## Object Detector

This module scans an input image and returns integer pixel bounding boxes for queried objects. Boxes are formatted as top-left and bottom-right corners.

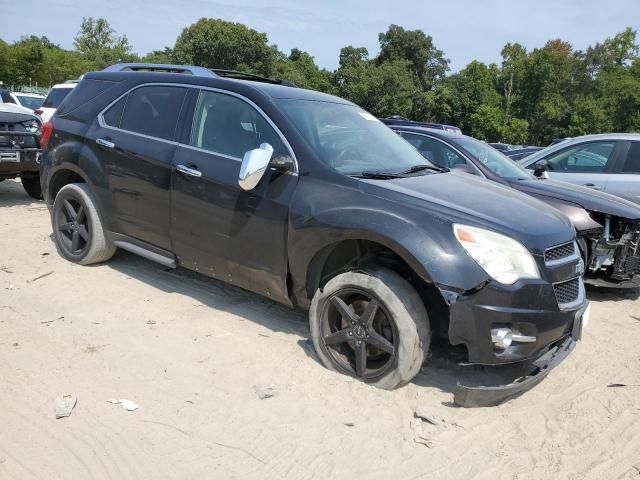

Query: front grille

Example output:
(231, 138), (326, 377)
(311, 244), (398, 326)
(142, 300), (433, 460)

(545, 241), (576, 263)
(553, 278), (580, 305)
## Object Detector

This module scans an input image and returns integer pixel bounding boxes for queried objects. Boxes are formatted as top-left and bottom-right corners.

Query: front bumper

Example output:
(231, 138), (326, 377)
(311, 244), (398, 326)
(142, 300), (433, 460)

(453, 300), (588, 407)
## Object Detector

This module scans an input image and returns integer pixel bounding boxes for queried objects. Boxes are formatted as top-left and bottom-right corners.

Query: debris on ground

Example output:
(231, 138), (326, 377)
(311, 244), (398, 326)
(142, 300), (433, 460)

(253, 384), (277, 400)
(414, 409), (441, 426)
(28, 270), (54, 283)
(608, 383), (640, 388)
(5, 284), (15, 290)
(411, 418), (433, 448)
(107, 398), (140, 411)
(41, 316), (64, 325)
(343, 422), (355, 427)
(54, 394), (77, 419)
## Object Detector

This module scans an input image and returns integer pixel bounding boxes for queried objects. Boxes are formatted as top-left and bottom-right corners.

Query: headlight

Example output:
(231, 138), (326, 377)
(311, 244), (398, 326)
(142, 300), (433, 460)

(453, 224), (540, 285)
(22, 120), (40, 133)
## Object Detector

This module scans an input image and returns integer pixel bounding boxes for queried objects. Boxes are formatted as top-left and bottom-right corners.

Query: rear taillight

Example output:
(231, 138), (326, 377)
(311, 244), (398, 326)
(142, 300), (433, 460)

(40, 121), (53, 150)
(34, 108), (44, 116)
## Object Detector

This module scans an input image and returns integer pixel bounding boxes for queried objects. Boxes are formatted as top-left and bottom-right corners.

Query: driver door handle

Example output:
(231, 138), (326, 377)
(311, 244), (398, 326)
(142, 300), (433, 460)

(583, 183), (601, 190)
(96, 138), (115, 150)
(177, 164), (202, 178)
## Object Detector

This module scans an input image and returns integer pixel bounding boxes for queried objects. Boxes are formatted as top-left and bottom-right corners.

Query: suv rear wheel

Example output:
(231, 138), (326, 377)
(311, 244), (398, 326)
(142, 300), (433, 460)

(52, 183), (116, 265)
(310, 268), (430, 390)
(21, 175), (43, 199)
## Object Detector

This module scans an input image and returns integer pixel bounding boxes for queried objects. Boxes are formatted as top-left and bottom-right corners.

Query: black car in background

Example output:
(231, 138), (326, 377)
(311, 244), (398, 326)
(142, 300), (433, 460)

(391, 126), (640, 287)
(41, 64), (589, 406)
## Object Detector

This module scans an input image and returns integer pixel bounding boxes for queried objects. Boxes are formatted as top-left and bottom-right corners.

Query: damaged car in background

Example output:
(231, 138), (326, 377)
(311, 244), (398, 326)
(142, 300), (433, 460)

(0, 97), (45, 199)
(391, 126), (640, 288)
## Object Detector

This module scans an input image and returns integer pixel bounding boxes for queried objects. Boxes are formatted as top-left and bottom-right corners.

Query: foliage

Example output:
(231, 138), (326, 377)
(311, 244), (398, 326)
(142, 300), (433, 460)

(2, 17), (640, 145)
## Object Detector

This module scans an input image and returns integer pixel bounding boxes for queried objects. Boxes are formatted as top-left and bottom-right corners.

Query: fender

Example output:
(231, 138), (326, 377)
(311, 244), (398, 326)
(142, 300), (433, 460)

(288, 198), (490, 307)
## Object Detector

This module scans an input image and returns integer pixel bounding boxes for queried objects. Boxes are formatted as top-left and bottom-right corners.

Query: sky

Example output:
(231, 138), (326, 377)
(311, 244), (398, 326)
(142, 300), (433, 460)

(2, 0), (640, 71)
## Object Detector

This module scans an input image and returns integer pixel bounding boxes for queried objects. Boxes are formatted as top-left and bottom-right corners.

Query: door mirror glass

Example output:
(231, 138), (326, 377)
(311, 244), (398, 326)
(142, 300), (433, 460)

(533, 159), (549, 178)
(238, 143), (273, 191)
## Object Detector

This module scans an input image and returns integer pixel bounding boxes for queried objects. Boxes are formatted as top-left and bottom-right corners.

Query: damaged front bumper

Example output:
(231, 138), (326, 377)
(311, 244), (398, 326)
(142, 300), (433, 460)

(441, 274), (589, 407)
(454, 300), (588, 407)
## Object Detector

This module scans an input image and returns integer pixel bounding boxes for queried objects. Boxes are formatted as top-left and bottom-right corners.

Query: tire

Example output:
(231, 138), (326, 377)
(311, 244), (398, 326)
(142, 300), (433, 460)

(21, 175), (43, 199)
(52, 183), (116, 265)
(310, 268), (431, 390)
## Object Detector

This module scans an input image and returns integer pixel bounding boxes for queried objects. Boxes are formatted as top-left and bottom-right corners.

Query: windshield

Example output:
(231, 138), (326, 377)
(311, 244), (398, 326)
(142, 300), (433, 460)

(43, 88), (73, 108)
(452, 137), (533, 180)
(276, 99), (433, 175)
(16, 95), (44, 110)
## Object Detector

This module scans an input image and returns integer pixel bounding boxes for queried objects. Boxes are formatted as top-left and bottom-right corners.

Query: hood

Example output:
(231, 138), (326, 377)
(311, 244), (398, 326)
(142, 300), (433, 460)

(360, 172), (575, 254)
(512, 178), (640, 221)
(0, 103), (39, 123)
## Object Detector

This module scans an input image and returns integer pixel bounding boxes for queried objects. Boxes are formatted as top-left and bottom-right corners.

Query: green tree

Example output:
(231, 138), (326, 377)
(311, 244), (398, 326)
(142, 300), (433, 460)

(273, 48), (333, 92)
(376, 24), (449, 90)
(173, 18), (277, 75)
(74, 17), (135, 68)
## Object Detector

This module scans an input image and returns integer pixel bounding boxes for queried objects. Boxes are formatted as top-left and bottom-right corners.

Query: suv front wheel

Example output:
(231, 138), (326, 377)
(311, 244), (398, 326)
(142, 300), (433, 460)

(52, 183), (116, 265)
(310, 268), (431, 390)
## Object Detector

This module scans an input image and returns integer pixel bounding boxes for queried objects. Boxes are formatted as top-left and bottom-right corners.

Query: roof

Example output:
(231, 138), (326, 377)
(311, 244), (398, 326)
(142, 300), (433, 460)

(84, 70), (353, 105)
(387, 124), (466, 139)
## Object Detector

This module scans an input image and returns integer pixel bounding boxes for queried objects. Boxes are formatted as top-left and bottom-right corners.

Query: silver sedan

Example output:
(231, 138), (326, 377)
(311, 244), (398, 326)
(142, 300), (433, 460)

(520, 133), (640, 205)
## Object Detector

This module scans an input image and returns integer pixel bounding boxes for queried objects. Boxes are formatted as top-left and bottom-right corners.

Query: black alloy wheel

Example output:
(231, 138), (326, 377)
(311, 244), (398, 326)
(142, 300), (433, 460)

(320, 288), (398, 381)
(55, 197), (91, 257)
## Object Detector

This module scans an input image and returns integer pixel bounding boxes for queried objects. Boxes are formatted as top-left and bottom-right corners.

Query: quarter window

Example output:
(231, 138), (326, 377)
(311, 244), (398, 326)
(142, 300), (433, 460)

(544, 142), (615, 173)
(190, 90), (286, 159)
(622, 142), (640, 173)
(102, 95), (127, 128)
(118, 86), (187, 141)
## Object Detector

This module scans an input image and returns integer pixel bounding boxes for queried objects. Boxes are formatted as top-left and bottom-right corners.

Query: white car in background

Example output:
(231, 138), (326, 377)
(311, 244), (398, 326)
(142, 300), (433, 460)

(35, 82), (77, 123)
(10, 92), (45, 112)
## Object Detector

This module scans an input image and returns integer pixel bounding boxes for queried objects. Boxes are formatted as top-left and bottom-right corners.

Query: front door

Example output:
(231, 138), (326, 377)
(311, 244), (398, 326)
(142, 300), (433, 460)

(170, 89), (298, 302)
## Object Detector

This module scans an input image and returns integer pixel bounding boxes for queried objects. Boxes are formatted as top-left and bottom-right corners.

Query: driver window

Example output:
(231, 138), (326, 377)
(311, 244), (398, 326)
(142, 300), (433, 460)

(544, 142), (615, 173)
(401, 133), (466, 168)
(191, 90), (286, 159)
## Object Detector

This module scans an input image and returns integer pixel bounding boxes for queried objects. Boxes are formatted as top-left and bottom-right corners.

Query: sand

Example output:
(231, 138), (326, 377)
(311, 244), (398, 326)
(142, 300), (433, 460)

(1, 178), (639, 480)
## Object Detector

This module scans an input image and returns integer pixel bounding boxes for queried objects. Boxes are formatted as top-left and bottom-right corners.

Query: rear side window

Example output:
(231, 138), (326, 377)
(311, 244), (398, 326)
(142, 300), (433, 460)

(43, 88), (73, 108)
(119, 86), (187, 141)
(622, 142), (640, 173)
(190, 90), (286, 158)
(400, 132), (466, 168)
(102, 95), (127, 128)
(55, 79), (117, 117)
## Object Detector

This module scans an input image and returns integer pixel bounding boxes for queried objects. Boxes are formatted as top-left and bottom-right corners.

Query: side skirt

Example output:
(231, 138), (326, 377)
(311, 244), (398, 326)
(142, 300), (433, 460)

(107, 231), (176, 268)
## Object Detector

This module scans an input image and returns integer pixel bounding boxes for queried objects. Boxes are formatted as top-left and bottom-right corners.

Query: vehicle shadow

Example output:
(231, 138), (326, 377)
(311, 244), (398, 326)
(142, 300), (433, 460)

(107, 250), (493, 404)
(105, 250), (309, 337)
(0, 179), (40, 207)
(586, 284), (640, 302)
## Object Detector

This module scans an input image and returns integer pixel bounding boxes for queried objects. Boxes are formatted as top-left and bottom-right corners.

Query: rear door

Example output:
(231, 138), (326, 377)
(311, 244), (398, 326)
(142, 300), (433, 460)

(85, 84), (189, 250)
(533, 140), (622, 191)
(604, 141), (640, 205)
(170, 89), (298, 302)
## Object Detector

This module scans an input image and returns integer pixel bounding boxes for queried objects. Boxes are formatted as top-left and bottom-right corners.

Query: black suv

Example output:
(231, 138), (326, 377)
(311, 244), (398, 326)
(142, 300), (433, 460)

(41, 64), (589, 406)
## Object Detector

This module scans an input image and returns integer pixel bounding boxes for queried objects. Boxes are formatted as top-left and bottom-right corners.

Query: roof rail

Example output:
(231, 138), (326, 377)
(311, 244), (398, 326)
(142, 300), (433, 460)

(102, 63), (218, 78)
(210, 69), (297, 87)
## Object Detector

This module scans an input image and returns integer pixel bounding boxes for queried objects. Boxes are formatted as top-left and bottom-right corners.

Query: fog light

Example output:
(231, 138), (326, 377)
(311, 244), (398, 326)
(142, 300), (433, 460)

(491, 328), (537, 350)
(491, 328), (513, 349)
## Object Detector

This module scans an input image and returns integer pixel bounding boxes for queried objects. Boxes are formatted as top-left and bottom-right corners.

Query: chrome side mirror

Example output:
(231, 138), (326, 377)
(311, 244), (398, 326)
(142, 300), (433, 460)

(238, 143), (273, 191)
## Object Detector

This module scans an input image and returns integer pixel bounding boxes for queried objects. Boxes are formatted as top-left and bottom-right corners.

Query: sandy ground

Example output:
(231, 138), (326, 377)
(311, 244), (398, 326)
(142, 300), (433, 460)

(1, 178), (639, 480)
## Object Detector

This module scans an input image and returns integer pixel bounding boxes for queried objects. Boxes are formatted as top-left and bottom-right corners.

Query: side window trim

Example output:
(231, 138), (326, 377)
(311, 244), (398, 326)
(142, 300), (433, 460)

(397, 130), (484, 177)
(97, 82), (298, 175)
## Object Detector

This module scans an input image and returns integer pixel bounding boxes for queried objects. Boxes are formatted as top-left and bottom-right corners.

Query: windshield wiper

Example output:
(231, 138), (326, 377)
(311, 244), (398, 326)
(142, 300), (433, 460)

(352, 171), (404, 179)
(398, 164), (449, 174)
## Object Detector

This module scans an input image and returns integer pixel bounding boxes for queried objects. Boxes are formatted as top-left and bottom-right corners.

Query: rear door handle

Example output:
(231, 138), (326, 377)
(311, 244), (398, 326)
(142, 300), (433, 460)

(583, 183), (601, 190)
(176, 164), (202, 178)
(96, 138), (115, 150)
